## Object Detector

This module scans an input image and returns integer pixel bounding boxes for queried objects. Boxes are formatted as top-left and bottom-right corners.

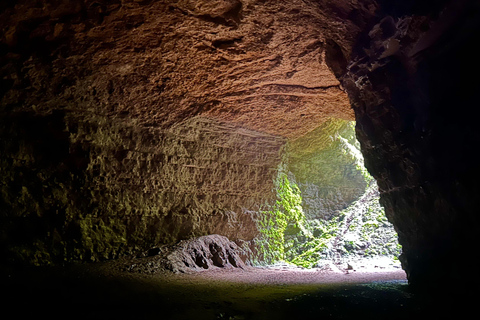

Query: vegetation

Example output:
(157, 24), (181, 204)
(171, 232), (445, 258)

(256, 173), (401, 268)
(256, 171), (338, 267)
(255, 172), (308, 263)
(255, 120), (401, 268)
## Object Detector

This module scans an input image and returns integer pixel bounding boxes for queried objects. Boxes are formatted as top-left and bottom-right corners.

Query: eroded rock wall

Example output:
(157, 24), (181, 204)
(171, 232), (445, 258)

(1, 0), (376, 265)
(288, 119), (371, 220)
(343, 0), (480, 288)
(0, 112), (285, 264)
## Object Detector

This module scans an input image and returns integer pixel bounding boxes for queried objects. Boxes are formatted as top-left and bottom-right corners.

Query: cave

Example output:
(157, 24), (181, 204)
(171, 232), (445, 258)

(2, 0), (480, 318)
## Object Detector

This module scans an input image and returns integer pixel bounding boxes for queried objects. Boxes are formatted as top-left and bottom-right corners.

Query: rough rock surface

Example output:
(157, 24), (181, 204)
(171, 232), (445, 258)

(118, 234), (248, 274)
(342, 0), (480, 289)
(276, 119), (400, 268)
(165, 234), (248, 273)
(0, 0), (369, 137)
(288, 119), (371, 220)
(0, 0), (376, 265)
(0, 113), (284, 264)
(2, 0), (479, 293)
(329, 183), (400, 260)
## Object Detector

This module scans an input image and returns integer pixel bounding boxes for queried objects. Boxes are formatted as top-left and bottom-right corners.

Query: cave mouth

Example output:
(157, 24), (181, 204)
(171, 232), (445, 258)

(253, 118), (402, 274)
(1, 118), (409, 319)
(43, 117), (404, 283)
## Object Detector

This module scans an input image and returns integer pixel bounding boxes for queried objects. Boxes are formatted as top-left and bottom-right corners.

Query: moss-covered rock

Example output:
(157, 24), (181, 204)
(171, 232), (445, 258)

(288, 119), (373, 221)
(254, 172), (310, 264)
(331, 183), (401, 259)
(255, 118), (400, 268)
(0, 114), (285, 265)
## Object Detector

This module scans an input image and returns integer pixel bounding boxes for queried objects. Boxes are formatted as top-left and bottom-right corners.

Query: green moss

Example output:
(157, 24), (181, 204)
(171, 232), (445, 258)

(255, 172), (308, 263)
(256, 119), (401, 268)
(336, 183), (402, 259)
(77, 216), (128, 261)
(256, 172), (340, 268)
(288, 214), (343, 268)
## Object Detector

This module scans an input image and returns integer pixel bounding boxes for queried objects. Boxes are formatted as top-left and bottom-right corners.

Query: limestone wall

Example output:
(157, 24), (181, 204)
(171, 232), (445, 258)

(0, 112), (285, 264)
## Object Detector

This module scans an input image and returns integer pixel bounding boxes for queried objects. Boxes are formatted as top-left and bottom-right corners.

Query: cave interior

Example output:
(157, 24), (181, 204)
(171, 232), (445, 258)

(2, 0), (480, 318)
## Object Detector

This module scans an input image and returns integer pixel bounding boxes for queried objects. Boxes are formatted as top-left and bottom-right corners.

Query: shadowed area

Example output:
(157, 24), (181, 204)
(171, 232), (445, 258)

(2, 263), (472, 320)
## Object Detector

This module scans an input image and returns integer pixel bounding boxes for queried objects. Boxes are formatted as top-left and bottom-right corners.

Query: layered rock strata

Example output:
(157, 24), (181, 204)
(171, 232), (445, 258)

(0, 113), (285, 264)
(1, 0), (372, 265)
(0, 0), (364, 137)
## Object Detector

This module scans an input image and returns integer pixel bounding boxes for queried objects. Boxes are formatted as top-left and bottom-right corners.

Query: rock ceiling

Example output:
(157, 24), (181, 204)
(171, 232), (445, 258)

(1, 0), (378, 139)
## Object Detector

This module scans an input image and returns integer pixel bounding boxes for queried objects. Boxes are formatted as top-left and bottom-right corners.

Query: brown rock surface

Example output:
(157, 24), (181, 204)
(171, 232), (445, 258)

(0, 0), (375, 136)
(0, 0), (377, 264)
(2, 0), (480, 295)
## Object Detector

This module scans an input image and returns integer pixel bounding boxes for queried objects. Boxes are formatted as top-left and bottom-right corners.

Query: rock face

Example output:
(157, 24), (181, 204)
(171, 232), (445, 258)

(121, 234), (248, 274)
(0, 112), (285, 264)
(1, 0), (374, 265)
(2, 0), (479, 291)
(250, 119), (400, 268)
(329, 183), (401, 260)
(165, 234), (248, 273)
(342, 0), (480, 289)
(283, 119), (400, 266)
(288, 119), (371, 220)
(0, 0), (362, 137)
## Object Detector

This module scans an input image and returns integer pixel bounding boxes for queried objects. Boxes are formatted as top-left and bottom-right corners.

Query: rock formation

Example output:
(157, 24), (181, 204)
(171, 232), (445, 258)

(284, 120), (400, 266)
(1, 0), (371, 265)
(342, 0), (480, 289)
(1, 0), (479, 291)
(288, 119), (371, 220)
(120, 234), (248, 274)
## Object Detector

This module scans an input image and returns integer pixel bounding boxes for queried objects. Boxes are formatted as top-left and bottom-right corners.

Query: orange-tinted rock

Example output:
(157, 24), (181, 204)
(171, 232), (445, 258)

(0, 0), (378, 264)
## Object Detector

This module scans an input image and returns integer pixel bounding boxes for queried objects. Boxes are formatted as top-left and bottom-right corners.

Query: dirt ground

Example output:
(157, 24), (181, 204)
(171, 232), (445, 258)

(183, 258), (406, 285)
(1, 258), (472, 320)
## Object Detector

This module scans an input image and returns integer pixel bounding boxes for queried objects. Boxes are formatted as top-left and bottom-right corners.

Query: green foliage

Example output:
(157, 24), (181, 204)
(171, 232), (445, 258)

(256, 120), (401, 268)
(256, 172), (401, 268)
(256, 172), (309, 263)
(256, 172), (340, 267)
(287, 212), (345, 268)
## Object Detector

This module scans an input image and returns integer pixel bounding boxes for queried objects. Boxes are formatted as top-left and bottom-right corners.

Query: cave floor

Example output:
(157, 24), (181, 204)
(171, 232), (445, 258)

(1, 261), (473, 320)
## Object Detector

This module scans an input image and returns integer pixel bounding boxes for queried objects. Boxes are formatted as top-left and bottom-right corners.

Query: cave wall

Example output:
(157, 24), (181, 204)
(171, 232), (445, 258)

(1, 0), (375, 265)
(0, 111), (285, 264)
(342, 0), (480, 288)
(288, 118), (371, 220)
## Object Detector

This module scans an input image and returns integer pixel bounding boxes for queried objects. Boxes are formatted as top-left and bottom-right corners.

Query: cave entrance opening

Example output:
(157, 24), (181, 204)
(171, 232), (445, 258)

(255, 118), (402, 273)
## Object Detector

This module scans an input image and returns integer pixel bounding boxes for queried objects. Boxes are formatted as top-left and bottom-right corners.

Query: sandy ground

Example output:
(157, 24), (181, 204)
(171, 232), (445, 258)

(3, 258), (474, 320)
(174, 258), (406, 285)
